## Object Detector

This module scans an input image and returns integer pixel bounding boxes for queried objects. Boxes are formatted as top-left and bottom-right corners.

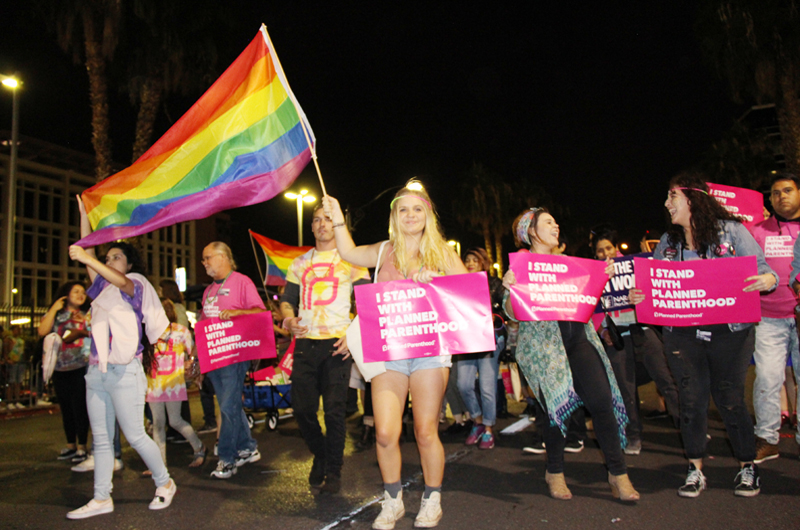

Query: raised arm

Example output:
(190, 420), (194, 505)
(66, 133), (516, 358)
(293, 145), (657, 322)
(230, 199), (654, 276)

(69, 246), (135, 297)
(38, 297), (66, 337)
(322, 195), (383, 268)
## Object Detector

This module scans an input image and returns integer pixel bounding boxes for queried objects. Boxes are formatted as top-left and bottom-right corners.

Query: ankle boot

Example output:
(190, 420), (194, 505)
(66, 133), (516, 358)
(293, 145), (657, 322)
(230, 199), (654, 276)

(608, 473), (640, 501)
(545, 471), (572, 500)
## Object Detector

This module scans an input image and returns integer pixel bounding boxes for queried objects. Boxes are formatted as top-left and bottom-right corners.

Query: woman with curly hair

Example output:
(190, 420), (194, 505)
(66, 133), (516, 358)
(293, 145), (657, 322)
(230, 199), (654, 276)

(66, 197), (175, 519)
(503, 206), (638, 502)
(323, 180), (467, 529)
(630, 171), (777, 498)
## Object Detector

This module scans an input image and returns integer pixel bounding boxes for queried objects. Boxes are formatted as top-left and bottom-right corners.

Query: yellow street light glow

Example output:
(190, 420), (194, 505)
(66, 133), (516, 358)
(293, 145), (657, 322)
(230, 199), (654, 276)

(407, 182), (423, 191)
(11, 288), (17, 294)
(1, 77), (19, 89)
(492, 263), (500, 270)
(447, 240), (457, 246)
(620, 243), (629, 250)
(10, 317), (30, 325)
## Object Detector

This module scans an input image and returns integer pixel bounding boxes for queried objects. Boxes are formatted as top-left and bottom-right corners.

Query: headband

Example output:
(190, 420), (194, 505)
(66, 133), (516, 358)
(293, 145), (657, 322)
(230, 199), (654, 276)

(390, 195), (431, 209)
(675, 187), (709, 196)
(516, 207), (543, 246)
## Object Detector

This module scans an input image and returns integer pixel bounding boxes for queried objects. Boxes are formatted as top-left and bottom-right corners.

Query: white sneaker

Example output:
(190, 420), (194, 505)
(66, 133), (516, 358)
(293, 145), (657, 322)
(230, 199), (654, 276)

(16, 402), (26, 409)
(149, 479), (177, 510)
(72, 454), (95, 472)
(66, 498), (114, 519)
(373, 490), (405, 529)
(114, 458), (124, 471)
(7, 403), (17, 410)
(235, 448), (261, 467)
(414, 492), (442, 528)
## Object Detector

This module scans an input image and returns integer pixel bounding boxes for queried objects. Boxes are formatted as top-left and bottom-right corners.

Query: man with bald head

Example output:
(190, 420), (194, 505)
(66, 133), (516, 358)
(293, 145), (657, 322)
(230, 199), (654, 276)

(198, 242), (266, 479)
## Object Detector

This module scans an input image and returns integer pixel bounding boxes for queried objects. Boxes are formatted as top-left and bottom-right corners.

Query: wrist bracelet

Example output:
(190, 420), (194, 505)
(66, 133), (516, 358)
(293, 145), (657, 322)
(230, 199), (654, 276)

(332, 222), (345, 228)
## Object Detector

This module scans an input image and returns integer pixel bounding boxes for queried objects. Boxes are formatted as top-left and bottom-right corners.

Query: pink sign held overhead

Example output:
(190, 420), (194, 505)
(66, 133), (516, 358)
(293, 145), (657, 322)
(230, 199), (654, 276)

(633, 256), (762, 327)
(508, 252), (609, 323)
(354, 273), (495, 363)
(195, 311), (277, 373)
(706, 182), (766, 231)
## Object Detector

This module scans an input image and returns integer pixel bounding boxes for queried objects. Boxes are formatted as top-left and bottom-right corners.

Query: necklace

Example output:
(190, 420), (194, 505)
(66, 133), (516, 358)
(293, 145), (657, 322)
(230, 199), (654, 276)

(309, 249), (337, 279)
(204, 272), (232, 305)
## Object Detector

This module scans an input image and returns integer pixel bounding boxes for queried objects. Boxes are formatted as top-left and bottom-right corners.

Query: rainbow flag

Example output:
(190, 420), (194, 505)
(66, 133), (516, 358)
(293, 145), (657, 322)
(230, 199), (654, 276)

(77, 26), (315, 247)
(249, 230), (311, 286)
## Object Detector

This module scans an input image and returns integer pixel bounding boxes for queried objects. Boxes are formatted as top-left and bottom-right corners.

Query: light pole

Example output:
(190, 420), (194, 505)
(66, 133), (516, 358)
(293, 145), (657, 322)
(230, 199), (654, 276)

(2, 74), (20, 308)
(284, 189), (315, 246)
(447, 240), (461, 258)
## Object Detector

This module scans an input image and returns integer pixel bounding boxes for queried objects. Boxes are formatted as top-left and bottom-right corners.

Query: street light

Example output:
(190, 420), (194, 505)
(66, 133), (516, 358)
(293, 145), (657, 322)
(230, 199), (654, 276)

(1, 73), (20, 307)
(284, 189), (315, 246)
(447, 240), (461, 257)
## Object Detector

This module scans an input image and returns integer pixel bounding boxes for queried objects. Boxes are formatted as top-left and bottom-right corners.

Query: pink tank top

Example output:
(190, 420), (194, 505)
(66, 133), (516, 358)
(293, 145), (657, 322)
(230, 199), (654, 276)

(376, 245), (405, 283)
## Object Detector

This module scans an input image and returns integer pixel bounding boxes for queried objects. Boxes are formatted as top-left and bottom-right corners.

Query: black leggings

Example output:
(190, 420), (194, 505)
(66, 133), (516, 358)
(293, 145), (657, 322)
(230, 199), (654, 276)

(541, 322), (626, 476)
(52, 367), (89, 445)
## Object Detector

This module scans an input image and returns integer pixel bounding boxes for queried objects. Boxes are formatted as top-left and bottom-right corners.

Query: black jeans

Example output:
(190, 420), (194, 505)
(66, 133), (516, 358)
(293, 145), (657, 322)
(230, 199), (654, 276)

(52, 367), (89, 445)
(541, 322), (626, 476)
(292, 338), (352, 477)
(606, 326), (680, 440)
(664, 325), (756, 462)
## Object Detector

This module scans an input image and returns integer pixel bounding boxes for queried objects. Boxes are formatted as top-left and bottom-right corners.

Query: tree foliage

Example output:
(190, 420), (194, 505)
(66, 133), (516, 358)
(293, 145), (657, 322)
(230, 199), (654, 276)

(697, 0), (800, 174)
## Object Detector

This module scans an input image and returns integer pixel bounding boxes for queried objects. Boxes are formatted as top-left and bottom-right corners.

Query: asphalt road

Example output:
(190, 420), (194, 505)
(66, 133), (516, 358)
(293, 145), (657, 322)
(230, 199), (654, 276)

(1, 371), (799, 530)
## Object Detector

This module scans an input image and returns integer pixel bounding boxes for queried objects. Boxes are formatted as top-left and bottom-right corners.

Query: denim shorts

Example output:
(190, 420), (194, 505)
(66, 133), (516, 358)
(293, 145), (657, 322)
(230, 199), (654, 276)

(385, 355), (452, 376)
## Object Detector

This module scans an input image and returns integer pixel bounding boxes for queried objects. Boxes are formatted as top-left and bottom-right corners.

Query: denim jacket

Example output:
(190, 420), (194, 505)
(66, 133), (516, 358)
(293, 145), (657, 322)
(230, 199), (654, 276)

(653, 220), (777, 332)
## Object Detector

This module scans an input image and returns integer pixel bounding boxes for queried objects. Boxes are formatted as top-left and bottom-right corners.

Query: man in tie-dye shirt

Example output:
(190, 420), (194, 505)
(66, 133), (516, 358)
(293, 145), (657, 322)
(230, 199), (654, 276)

(281, 204), (369, 493)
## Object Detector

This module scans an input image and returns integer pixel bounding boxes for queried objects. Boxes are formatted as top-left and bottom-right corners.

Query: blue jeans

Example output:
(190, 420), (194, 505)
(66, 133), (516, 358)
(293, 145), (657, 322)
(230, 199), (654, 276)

(456, 336), (503, 426)
(754, 316), (800, 445)
(85, 360), (170, 500)
(207, 361), (257, 464)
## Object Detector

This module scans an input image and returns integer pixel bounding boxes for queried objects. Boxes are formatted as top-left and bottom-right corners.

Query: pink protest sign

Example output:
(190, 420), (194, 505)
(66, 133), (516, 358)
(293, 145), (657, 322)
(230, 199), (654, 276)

(508, 252), (609, 323)
(195, 311), (277, 373)
(354, 272), (495, 362)
(707, 182), (765, 231)
(633, 256), (762, 326)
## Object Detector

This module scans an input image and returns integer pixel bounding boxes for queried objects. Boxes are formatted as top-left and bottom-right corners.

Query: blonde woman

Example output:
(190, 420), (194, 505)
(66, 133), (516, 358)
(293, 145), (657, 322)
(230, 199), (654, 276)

(323, 181), (467, 529)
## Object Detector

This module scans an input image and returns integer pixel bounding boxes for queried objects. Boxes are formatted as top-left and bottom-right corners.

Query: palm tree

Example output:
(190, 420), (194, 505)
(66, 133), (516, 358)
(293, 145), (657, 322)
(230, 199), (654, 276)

(697, 0), (800, 174)
(122, 0), (224, 161)
(455, 163), (498, 266)
(38, 0), (122, 181)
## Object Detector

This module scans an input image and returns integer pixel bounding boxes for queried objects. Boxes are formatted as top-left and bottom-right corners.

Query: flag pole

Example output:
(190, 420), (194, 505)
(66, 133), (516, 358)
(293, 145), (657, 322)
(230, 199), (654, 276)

(249, 230), (268, 291)
(261, 24), (327, 198)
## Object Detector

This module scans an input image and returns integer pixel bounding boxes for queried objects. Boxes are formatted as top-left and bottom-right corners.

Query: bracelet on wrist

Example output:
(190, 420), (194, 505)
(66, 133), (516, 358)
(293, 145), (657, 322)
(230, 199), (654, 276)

(332, 222), (345, 228)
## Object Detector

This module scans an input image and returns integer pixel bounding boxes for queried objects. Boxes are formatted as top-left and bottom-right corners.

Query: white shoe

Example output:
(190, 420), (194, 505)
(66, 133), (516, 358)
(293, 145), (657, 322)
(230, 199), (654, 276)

(16, 402), (26, 409)
(66, 498), (114, 519)
(7, 403), (17, 410)
(114, 458), (124, 471)
(72, 454), (95, 472)
(414, 492), (442, 528)
(373, 490), (405, 529)
(149, 479), (177, 510)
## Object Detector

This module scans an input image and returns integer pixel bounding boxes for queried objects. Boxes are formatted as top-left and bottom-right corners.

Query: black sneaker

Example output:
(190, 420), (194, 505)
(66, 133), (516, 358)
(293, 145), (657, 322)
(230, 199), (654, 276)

(678, 464), (707, 498)
(522, 440), (546, 454)
(564, 440), (584, 453)
(734, 463), (760, 497)
(57, 448), (78, 461)
(197, 423), (217, 435)
(319, 474), (341, 494)
(309, 457), (325, 487)
(644, 410), (670, 420)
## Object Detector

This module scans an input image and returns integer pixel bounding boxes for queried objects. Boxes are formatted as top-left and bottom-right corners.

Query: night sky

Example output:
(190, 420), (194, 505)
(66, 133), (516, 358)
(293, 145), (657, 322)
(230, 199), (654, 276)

(2, 2), (744, 280)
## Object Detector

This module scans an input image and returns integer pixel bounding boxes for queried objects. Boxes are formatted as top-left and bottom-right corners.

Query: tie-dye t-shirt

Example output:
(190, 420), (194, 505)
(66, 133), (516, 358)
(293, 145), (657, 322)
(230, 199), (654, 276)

(145, 322), (194, 403)
(285, 249), (370, 339)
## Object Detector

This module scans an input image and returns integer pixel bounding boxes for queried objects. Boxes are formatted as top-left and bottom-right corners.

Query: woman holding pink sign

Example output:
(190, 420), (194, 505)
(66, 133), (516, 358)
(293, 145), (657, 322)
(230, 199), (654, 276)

(630, 172), (777, 499)
(502, 207), (638, 502)
(323, 180), (467, 529)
